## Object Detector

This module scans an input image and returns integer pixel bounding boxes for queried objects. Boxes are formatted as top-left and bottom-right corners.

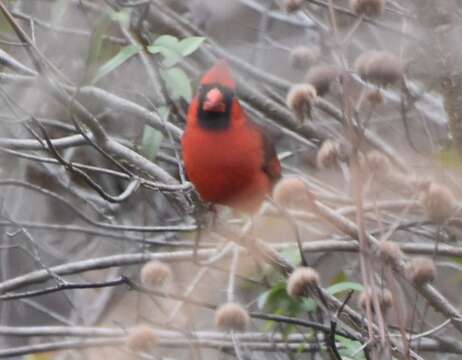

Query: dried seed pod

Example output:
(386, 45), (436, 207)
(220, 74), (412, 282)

(350, 0), (386, 17)
(299, 146), (319, 168)
(406, 257), (436, 286)
(380, 289), (394, 311)
(366, 89), (384, 105)
(286, 83), (317, 122)
(365, 151), (391, 174)
(287, 267), (320, 298)
(273, 177), (307, 207)
(358, 290), (371, 311)
(407, 176), (431, 192)
(378, 240), (403, 264)
(290, 46), (321, 69)
(358, 288), (393, 313)
(304, 65), (339, 96)
(367, 52), (403, 86)
(316, 140), (340, 169)
(215, 303), (250, 332)
(355, 51), (403, 87)
(354, 51), (380, 79)
(140, 261), (172, 289)
(283, 0), (304, 13)
(381, 171), (429, 196)
(126, 325), (158, 353)
(422, 182), (457, 223)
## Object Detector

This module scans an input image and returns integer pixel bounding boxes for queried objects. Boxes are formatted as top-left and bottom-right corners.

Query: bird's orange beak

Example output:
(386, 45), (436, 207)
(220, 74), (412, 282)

(203, 88), (226, 112)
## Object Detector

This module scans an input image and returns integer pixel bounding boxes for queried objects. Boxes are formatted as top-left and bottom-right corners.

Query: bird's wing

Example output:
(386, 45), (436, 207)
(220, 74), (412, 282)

(249, 121), (281, 185)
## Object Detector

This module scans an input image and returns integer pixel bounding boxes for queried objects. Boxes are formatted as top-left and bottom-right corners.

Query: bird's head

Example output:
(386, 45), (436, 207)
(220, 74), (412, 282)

(197, 61), (236, 130)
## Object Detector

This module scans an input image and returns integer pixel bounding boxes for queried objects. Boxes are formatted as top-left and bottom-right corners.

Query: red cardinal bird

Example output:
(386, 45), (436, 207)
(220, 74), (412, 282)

(182, 62), (281, 213)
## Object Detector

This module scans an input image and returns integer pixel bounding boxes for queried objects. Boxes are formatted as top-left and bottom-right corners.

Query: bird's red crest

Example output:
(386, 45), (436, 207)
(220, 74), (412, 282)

(201, 61), (236, 90)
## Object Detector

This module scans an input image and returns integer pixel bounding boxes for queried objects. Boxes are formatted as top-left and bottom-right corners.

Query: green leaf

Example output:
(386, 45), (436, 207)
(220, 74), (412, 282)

(257, 282), (286, 310)
(141, 126), (163, 161)
(176, 36), (205, 56)
(258, 281), (320, 336)
(258, 278), (362, 324)
(433, 145), (462, 169)
(331, 271), (348, 285)
(301, 297), (317, 312)
(259, 281), (318, 315)
(327, 281), (364, 295)
(161, 67), (192, 101)
(84, 12), (112, 84)
(25, 354), (54, 360)
(140, 107), (167, 161)
(257, 290), (271, 310)
(263, 307), (285, 332)
(153, 34), (179, 48)
(298, 282), (363, 313)
(282, 324), (296, 338)
(281, 246), (302, 267)
(110, 8), (131, 28)
(328, 272), (363, 297)
(147, 35), (180, 65)
(92, 44), (141, 84)
(147, 35), (204, 67)
(337, 335), (367, 360)
(147, 45), (182, 67)
(51, 0), (68, 25)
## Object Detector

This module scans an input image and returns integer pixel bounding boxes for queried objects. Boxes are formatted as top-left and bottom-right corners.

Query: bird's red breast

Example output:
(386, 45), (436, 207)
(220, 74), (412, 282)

(181, 62), (281, 213)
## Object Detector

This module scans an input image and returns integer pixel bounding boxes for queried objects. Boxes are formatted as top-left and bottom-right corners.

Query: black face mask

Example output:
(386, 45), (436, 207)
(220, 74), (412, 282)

(197, 83), (234, 131)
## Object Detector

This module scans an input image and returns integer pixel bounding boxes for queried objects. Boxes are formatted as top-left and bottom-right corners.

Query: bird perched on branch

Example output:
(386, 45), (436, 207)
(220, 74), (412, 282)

(182, 62), (281, 213)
